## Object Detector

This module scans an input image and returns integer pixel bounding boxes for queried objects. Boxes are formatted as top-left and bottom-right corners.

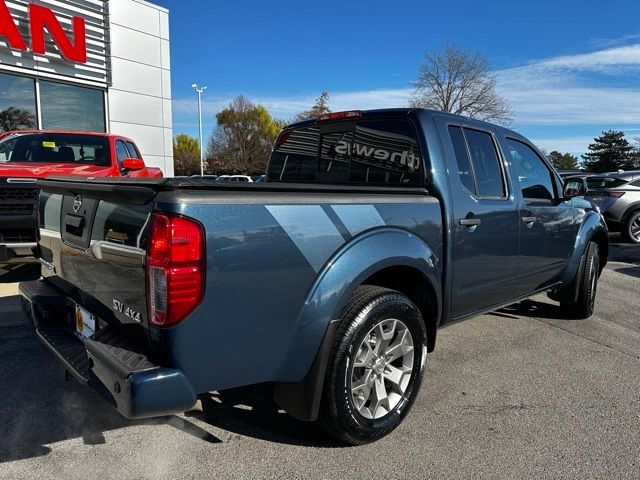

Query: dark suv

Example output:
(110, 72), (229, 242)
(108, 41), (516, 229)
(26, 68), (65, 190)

(586, 171), (640, 243)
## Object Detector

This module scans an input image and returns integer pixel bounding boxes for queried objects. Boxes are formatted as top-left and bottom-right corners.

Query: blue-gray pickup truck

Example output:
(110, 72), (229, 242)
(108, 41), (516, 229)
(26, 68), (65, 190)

(20, 109), (608, 445)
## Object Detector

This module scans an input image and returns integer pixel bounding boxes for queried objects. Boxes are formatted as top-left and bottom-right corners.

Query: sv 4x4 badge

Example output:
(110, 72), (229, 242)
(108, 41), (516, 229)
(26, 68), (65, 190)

(112, 299), (141, 323)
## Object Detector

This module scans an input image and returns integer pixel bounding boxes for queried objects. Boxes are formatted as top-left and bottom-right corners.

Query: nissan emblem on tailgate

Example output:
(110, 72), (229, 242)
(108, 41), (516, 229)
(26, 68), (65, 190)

(73, 195), (82, 213)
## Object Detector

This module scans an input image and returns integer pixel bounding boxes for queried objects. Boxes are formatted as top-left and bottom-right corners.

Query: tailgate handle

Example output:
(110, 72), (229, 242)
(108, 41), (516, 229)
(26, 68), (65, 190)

(65, 214), (85, 229)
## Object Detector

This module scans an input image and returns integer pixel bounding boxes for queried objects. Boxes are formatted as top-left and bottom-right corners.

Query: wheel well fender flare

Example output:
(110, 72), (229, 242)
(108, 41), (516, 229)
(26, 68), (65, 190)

(272, 228), (441, 421)
(560, 210), (609, 301)
(621, 201), (640, 224)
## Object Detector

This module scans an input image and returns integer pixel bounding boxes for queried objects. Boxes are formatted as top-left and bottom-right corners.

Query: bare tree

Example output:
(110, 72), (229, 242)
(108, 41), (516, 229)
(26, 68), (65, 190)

(410, 45), (513, 126)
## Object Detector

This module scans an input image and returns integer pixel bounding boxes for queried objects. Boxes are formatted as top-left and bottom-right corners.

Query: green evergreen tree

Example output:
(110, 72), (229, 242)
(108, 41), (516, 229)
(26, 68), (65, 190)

(581, 130), (633, 172)
(548, 151), (579, 170)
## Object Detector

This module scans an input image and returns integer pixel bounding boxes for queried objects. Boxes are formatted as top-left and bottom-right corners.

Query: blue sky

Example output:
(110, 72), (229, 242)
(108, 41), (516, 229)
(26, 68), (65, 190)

(155, 0), (640, 156)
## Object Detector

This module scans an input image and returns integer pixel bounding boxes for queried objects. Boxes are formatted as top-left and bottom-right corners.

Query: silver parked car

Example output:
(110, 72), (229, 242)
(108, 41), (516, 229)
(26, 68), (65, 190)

(586, 171), (640, 243)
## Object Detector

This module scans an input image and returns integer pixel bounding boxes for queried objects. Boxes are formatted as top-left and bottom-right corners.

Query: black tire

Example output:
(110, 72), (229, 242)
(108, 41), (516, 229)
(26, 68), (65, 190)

(561, 241), (600, 319)
(317, 285), (427, 445)
(625, 211), (640, 244)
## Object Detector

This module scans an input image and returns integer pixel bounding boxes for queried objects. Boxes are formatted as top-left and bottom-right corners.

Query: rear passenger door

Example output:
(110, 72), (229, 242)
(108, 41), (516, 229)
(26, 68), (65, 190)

(436, 118), (519, 318)
(503, 138), (573, 293)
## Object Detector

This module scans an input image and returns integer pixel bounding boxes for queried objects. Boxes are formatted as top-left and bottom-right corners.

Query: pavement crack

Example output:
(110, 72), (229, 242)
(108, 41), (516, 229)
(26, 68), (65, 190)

(461, 403), (552, 414)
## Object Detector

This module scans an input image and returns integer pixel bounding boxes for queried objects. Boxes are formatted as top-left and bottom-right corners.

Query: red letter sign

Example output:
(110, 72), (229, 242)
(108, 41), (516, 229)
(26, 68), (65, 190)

(0, 0), (26, 50)
(29, 3), (86, 63)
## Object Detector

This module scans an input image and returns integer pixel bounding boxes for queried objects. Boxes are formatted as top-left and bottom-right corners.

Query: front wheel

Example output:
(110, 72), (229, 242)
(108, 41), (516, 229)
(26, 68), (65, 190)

(317, 286), (427, 445)
(561, 241), (600, 319)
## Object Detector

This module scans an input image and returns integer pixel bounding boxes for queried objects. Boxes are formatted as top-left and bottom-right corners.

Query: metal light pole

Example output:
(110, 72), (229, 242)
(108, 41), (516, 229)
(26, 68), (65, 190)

(191, 83), (207, 176)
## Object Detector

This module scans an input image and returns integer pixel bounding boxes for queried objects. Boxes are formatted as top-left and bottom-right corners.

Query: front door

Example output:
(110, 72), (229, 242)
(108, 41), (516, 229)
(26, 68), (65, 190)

(502, 138), (574, 294)
(436, 118), (519, 318)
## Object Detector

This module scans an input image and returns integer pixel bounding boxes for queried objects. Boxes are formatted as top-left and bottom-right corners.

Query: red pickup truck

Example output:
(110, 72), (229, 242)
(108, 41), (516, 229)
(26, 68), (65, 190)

(0, 130), (162, 263)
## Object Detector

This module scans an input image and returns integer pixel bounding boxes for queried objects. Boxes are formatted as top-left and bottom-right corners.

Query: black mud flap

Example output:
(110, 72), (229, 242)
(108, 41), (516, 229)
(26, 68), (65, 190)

(0, 245), (8, 262)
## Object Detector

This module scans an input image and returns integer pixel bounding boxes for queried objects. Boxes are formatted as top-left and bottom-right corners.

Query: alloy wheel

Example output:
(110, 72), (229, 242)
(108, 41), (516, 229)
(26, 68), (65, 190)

(350, 318), (415, 420)
(631, 217), (640, 242)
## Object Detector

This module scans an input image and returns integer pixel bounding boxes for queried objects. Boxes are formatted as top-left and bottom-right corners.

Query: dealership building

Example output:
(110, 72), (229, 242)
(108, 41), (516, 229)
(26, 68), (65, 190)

(0, 0), (174, 175)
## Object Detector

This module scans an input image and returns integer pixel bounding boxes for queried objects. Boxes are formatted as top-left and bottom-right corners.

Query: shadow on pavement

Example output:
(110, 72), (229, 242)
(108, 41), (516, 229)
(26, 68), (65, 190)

(608, 241), (639, 264)
(0, 314), (225, 463)
(492, 298), (567, 320)
(611, 266), (640, 279)
(0, 317), (335, 463)
(186, 388), (337, 448)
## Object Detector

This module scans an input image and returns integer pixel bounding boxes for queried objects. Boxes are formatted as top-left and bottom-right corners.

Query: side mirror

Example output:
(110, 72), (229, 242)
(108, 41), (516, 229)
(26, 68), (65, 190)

(122, 158), (145, 171)
(563, 177), (587, 199)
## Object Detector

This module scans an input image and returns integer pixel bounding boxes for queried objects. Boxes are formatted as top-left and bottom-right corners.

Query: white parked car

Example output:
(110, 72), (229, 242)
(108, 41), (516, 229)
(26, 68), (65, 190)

(216, 175), (253, 182)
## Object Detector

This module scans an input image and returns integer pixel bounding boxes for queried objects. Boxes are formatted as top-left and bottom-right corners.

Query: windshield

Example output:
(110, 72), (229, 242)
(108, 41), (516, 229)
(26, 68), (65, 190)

(0, 133), (110, 166)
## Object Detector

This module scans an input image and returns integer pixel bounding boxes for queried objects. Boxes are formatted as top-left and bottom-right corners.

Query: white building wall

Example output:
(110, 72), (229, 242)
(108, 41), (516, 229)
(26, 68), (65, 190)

(108, 0), (173, 176)
(0, 0), (173, 175)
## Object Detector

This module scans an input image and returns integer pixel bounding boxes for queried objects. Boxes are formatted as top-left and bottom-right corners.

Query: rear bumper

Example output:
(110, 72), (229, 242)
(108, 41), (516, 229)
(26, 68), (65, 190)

(19, 279), (197, 419)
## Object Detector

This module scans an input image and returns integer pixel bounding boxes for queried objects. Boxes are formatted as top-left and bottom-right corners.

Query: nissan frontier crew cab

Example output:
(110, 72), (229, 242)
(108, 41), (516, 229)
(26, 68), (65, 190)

(20, 109), (608, 445)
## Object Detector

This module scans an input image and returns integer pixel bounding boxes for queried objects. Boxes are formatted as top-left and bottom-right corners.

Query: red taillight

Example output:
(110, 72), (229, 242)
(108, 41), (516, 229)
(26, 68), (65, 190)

(317, 110), (362, 122)
(607, 191), (625, 198)
(146, 213), (205, 327)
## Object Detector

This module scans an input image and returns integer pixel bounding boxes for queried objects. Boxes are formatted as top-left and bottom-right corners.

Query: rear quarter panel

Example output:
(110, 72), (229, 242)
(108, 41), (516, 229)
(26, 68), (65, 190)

(152, 190), (442, 392)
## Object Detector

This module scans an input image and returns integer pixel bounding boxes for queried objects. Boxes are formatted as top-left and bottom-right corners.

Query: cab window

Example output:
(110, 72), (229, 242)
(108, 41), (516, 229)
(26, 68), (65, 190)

(506, 139), (555, 201)
(269, 119), (422, 185)
(125, 141), (141, 159)
(447, 126), (506, 198)
(115, 141), (129, 163)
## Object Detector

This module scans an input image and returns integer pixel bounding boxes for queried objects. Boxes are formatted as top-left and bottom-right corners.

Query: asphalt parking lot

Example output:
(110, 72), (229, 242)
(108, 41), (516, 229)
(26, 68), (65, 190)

(1, 244), (638, 480)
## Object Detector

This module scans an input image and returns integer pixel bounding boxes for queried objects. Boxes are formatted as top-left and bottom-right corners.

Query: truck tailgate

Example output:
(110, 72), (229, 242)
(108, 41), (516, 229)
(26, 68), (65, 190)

(37, 179), (156, 332)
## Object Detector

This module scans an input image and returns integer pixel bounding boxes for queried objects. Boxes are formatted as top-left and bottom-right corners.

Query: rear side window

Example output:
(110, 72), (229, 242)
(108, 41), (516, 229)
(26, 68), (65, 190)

(464, 129), (505, 197)
(447, 126), (506, 198)
(268, 120), (422, 185)
(448, 126), (474, 193)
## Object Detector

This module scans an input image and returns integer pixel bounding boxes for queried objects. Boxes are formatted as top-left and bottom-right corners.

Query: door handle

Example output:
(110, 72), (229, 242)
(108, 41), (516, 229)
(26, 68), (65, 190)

(459, 218), (481, 227)
(521, 216), (538, 224)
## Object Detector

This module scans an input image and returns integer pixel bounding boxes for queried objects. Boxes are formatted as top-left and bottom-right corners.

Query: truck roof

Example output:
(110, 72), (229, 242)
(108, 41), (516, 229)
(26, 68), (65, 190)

(285, 107), (520, 137)
(0, 129), (135, 142)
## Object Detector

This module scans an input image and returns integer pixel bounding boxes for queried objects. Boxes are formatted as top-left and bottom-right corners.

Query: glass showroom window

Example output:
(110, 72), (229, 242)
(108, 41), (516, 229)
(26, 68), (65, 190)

(0, 72), (37, 133)
(40, 80), (105, 132)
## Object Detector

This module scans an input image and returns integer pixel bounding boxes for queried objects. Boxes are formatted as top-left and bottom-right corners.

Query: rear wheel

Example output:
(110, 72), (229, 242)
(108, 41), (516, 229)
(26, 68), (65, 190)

(317, 286), (427, 445)
(561, 241), (600, 319)
(625, 211), (640, 244)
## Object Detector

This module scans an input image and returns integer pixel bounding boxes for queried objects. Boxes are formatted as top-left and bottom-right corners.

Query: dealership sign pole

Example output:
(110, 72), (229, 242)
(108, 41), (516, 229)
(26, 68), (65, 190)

(191, 83), (207, 176)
